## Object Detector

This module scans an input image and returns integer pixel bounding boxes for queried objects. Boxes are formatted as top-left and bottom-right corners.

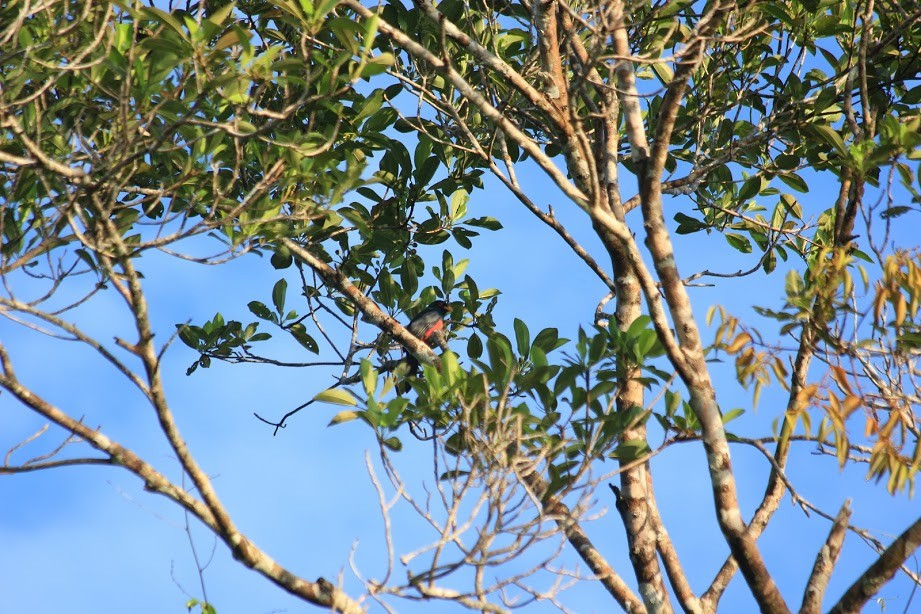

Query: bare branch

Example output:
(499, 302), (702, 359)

(0, 344), (365, 613)
(827, 514), (921, 614)
(517, 469), (646, 613)
(801, 500), (852, 614)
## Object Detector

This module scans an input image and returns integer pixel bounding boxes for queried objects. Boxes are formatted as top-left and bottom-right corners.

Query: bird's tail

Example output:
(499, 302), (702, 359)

(394, 353), (420, 395)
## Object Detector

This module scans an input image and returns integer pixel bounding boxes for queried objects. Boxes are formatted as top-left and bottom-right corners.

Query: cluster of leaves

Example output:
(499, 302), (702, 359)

(0, 0), (389, 292)
(322, 311), (723, 497)
(177, 278), (321, 374)
(178, 312), (271, 375)
(166, 0), (921, 500)
(713, 245), (921, 493)
(707, 306), (790, 410)
(668, 2), (921, 272)
(300, 134), (504, 320)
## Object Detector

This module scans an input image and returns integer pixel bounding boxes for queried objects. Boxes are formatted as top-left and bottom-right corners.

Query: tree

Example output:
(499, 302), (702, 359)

(2, 0), (921, 612)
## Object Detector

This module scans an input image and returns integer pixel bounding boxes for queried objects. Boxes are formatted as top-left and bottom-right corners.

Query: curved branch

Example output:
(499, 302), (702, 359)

(94, 213), (366, 611)
(0, 343), (365, 613)
(0, 297), (150, 395)
(1, 458), (112, 473)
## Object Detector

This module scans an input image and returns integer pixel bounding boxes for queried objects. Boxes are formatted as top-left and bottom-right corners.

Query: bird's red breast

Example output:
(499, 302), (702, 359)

(419, 318), (444, 341)
(406, 300), (451, 344)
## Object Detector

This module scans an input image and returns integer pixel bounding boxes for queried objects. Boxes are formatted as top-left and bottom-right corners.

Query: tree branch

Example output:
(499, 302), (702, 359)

(644, 471), (701, 614)
(827, 514), (921, 614)
(611, 1), (790, 610)
(410, 0), (564, 126)
(518, 469), (646, 613)
(801, 499), (852, 614)
(91, 215), (366, 612)
(342, 0), (590, 208)
(279, 238), (441, 367)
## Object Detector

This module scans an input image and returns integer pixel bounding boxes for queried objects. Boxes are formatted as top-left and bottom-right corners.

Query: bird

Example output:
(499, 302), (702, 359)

(395, 300), (452, 394)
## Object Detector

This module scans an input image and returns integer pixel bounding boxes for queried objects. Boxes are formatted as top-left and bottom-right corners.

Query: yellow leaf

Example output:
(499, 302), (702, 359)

(772, 357), (789, 389)
(873, 285), (888, 324)
(865, 416), (878, 437)
(830, 365), (853, 395)
(836, 432), (848, 468)
(706, 304), (719, 326)
(895, 293), (907, 326)
(314, 388), (357, 406)
(726, 331), (752, 354)
(328, 410), (360, 426)
(842, 395), (861, 418)
(828, 391), (840, 416)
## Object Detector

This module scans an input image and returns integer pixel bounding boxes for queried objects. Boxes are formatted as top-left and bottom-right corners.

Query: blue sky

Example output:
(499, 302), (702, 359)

(2, 149), (920, 614)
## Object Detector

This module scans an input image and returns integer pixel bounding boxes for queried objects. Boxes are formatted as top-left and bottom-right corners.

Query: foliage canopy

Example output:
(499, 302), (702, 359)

(2, 0), (921, 612)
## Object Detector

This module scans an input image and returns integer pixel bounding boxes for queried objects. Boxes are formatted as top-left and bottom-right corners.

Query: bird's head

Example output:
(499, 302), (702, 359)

(430, 300), (452, 314)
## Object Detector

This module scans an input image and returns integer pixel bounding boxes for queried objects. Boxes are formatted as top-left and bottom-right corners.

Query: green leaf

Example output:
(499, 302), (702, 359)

(248, 301), (274, 321)
(785, 269), (804, 297)
(778, 172), (809, 193)
(513, 318), (530, 356)
(439, 469), (471, 480)
(467, 334), (483, 359)
(272, 278), (287, 314)
(674, 212), (707, 234)
(382, 436), (403, 451)
(738, 175), (763, 201)
(486, 334), (514, 383)
(808, 124), (847, 156)
(725, 232), (752, 253)
(310, 0), (340, 21)
(626, 315), (652, 339)
(314, 388), (357, 406)
(451, 190), (469, 220)
(360, 359), (376, 396)
(651, 61), (674, 84)
(635, 329), (660, 359)
(440, 351), (462, 387)
(614, 439), (652, 461)
(763, 251), (777, 274)
(289, 323), (319, 353)
(177, 324), (200, 348)
(271, 248), (293, 269)
(415, 155), (440, 187)
(533, 328), (567, 353)
(140, 7), (188, 40)
(665, 389), (680, 416)
(401, 257), (418, 296)
(207, 1), (236, 26)
(464, 216), (502, 230)
(880, 206), (912, 219)
(774, 153), (800, 170)
(359, 53), (394, 78)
